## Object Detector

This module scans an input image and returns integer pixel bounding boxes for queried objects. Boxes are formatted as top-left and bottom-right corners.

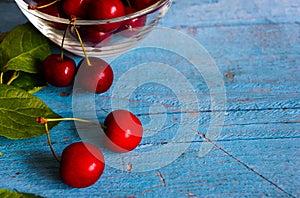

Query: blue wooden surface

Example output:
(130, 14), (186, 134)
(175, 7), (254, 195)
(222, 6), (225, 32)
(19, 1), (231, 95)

(0, 0), (300, 197)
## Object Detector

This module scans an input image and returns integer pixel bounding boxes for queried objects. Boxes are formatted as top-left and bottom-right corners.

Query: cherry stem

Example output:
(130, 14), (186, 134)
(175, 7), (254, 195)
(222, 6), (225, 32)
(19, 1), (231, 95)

(37, 116), (106, 162)
(125, 24), (133, 31)
(0, 72), (3, 84)
(126, 0), (132, 7)
(71, 16), (92, 66)
(37, 117), (105, 128)
(6, 71), (19, 85)
(60, 21), (73, 60)
(46, 117), (97, 124)
(44, 122), (60, 162)
(28, 0), (60, 10)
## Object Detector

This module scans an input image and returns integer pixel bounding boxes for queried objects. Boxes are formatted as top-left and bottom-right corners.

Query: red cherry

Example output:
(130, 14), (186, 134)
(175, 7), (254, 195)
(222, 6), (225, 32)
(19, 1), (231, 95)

(104, 109), (143, 153)
(42, 54), (76, 87)
(37, 0), (65, 17)
(37, 0), (68, 29)
(88, 0), (125, 32)
(133, 0), (159, 10)
(62, 0), (92, 18)
(118, 7), (147, 37)
(60, 142), (105, 188)
(79, 27), (112, 46)
(76, 57), (114, 94)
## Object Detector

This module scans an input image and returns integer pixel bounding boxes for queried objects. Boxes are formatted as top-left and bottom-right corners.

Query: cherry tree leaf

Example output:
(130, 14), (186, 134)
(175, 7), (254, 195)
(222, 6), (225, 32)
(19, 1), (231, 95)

(0, 188), (43, 198)
(0, 84), (61, 139)
(9, 72), (47, 94)
(0, 23), (51, 74)
(0, 32), (8, 44)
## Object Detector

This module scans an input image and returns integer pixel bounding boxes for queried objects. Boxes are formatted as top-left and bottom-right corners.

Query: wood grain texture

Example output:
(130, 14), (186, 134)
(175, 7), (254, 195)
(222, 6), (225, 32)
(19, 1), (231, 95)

(0, 0), (299, 197)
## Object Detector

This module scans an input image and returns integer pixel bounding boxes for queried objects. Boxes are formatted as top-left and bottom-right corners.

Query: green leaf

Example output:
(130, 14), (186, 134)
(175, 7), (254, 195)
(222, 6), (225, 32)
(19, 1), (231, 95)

(0, 32), (8, 44)
(0, 23), (51, 74)
(0, 188), (43, 198)
(9, 72), (47, 93)
(0, 84), (61, 139)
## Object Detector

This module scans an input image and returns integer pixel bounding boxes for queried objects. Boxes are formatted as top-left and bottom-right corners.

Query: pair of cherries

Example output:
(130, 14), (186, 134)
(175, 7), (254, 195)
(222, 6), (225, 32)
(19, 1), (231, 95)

(60, 109), (143, 188)
(43, 55), (113, 94)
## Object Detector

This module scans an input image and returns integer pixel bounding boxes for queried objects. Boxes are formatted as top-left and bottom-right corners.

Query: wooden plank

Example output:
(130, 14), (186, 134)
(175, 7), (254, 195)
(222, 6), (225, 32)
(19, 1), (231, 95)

(0, 135), (298, 197)
(162, 0), (300, 27)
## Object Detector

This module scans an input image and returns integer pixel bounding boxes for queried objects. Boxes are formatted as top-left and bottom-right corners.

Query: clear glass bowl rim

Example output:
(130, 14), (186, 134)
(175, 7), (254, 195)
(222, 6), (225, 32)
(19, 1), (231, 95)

(15, 0), (171, 25)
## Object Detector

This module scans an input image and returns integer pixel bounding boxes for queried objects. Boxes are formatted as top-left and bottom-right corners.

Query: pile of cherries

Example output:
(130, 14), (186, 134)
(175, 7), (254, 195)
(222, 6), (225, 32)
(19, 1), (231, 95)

(59, 108), (143, 188)
(29, 0), (160, 189)
(28, 0), (160, 45)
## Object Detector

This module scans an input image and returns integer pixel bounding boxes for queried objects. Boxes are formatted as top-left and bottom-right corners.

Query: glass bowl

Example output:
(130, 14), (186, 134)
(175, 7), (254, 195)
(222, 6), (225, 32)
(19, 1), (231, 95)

(14, 0), (172, 58)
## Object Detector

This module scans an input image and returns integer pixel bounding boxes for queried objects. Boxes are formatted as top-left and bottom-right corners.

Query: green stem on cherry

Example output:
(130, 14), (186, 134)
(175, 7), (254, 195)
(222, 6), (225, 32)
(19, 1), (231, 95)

(0, 72), (3, 84)
(71, 16), (92, 66)
(6, 71), (19, 85)
(36, 117), (106, 128)
(60, 21), (73, 60)
(36, 116), (106, 161)
(126, 0), (132, 8)
(28, 0), (60, 10)
(38, 117), (101, 125)
(44, 122), (60, 162)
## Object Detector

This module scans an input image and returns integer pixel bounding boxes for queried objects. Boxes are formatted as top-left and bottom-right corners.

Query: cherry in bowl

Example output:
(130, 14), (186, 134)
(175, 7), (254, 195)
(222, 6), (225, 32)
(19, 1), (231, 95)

(118, 7), (147, 37)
